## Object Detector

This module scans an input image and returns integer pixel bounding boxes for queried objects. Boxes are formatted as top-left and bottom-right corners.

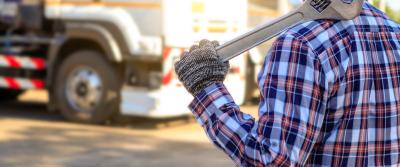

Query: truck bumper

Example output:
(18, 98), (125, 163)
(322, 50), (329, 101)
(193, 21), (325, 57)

(119, 85), (193, 118)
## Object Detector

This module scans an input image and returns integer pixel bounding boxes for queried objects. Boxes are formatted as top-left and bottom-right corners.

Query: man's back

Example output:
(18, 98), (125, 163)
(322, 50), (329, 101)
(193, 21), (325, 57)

(284, 2), (400, 166)
(176, 1), (400, 166)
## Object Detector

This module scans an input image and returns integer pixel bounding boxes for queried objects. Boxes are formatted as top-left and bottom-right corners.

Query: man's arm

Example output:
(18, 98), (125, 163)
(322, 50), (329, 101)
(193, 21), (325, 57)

(188, 33), (328, 166)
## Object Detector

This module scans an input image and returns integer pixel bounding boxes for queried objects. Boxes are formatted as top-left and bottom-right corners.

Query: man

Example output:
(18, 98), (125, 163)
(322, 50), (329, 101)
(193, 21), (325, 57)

(175, 1), (400, 166)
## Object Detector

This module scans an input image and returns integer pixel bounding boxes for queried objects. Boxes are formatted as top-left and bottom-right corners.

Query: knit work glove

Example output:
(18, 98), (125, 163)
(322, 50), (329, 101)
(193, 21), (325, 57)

(174, 39), (230, 95)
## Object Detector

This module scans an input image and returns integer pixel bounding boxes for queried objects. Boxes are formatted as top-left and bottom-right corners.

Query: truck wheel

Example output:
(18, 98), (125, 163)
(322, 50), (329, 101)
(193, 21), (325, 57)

(55, 50), (121, 124)
(0, 89), (23, 101)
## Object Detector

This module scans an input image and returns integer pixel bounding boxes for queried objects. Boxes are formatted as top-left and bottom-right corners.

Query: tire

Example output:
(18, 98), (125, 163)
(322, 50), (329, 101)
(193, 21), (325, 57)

(0, 89), (23, 102)
(54, 50), (121, 124)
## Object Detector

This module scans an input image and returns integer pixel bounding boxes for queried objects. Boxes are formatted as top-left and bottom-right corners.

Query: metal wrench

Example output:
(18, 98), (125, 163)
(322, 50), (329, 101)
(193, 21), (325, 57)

(217, 0), (365, 62)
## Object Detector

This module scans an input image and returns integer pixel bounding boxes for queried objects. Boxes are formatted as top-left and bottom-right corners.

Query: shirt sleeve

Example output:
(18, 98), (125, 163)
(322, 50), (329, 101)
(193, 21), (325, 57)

(189, 32), (328, 166)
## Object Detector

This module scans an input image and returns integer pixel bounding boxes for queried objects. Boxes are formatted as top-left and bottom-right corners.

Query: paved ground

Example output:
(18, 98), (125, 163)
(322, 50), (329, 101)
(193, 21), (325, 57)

(0, 91), (258, 167)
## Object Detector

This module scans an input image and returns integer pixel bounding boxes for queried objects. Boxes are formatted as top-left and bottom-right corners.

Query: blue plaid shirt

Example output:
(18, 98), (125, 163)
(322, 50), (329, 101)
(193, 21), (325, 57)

(189, 2), (400, 166)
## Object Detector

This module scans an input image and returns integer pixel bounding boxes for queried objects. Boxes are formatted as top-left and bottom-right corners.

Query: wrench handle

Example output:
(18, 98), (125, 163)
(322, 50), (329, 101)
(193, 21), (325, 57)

(217, 11), (304, 62)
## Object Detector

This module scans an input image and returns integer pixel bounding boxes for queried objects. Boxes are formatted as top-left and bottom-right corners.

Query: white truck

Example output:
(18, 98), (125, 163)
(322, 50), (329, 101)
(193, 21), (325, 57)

(0, 0), (252, 123)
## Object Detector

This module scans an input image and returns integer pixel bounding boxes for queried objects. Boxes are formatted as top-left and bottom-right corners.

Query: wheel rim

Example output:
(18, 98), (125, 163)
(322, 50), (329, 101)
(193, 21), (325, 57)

(65, 66), (103, 113)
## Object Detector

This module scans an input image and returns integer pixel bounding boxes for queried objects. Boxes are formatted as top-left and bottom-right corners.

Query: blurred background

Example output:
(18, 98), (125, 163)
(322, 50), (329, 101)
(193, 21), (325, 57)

(0, 0), (398, 166)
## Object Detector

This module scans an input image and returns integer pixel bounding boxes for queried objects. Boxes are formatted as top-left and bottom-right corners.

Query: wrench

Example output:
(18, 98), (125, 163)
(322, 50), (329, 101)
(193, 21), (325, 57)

(217, 0), (365, 62)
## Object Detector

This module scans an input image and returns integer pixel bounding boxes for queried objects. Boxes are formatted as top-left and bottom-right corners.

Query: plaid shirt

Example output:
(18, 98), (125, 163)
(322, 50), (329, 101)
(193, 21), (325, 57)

(189, 2), (400, 167)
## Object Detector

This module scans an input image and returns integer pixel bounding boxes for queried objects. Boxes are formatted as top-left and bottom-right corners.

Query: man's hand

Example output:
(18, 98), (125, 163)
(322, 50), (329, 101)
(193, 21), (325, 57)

(174, 39), (230, 95)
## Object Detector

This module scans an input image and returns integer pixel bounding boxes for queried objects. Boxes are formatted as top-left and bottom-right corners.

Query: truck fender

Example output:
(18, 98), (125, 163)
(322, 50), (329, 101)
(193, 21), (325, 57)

(46, 7), (143, 56)
(46, 23), (123, 87)
(66, 22), (123, 62)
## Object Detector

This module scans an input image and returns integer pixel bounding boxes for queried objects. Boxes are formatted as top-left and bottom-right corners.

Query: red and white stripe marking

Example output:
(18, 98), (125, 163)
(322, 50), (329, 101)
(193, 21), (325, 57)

(0, 77), (45, 90)
(0, 55), (46, 70)
(162, 47), (184, 86)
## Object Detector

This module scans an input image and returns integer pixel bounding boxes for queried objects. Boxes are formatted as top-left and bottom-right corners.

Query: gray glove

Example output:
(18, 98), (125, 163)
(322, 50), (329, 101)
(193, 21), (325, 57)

(175, 39), (230, 95)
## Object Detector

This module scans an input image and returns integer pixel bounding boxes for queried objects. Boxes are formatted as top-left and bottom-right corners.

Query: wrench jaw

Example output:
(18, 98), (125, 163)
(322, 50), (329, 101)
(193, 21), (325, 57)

(304, 0), (365, 20)
(332, 0), (365, 20)
(309, 0), (332, 13)
(216, 0), (365, 62)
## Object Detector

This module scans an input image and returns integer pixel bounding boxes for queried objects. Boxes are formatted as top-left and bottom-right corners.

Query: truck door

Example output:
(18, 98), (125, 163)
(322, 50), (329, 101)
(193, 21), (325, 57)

(162, 0), (251, 105)
(163, 0), (248, 48)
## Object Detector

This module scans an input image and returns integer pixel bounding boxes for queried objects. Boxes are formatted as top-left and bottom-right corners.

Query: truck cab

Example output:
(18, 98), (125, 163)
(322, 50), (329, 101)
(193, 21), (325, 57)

(0, 0), (251, 124)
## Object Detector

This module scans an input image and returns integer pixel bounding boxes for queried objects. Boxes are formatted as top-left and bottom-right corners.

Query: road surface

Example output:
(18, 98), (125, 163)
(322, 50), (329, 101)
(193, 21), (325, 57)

(0, 90), (259, 167)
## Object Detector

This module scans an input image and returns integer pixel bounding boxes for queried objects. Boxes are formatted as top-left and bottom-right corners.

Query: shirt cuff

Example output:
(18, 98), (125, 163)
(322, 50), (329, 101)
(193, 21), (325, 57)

(189, 82), (236, 126)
